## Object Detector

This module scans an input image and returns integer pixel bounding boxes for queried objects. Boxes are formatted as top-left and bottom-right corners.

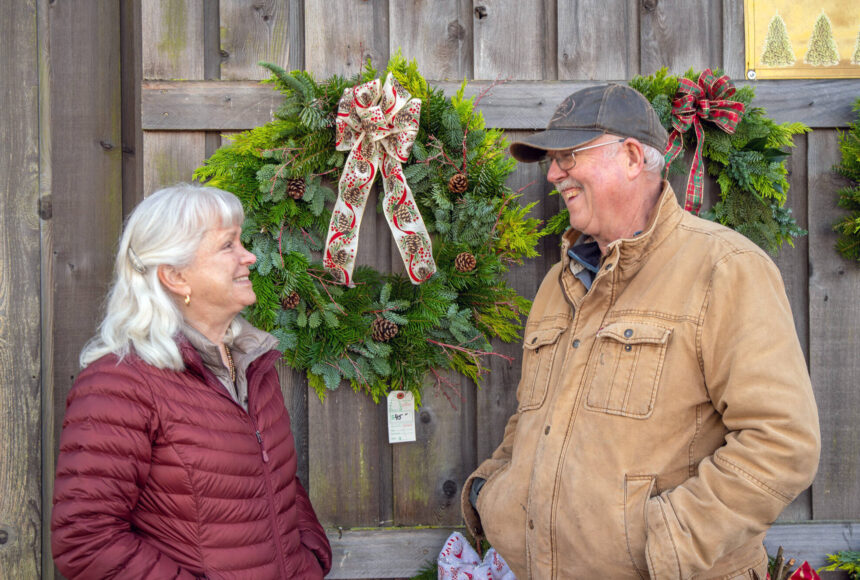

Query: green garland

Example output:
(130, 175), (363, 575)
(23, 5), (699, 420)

(833, 98), (860, 262)
(544, 68), (810, 255)
(194, 55), (545, 402)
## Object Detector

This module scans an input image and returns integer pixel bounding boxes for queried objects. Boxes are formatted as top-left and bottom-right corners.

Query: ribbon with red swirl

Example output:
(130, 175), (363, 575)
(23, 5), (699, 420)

(323, 73), (436, 286)
(663, 69), (745, 215)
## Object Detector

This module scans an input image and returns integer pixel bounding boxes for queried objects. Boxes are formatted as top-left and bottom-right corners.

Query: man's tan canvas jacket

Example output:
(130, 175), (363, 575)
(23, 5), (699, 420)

(461, 183), (820, 579)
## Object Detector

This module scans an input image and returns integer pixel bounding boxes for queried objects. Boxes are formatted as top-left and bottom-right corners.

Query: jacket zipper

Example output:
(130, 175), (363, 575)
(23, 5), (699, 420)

(245, 352), (292, 579)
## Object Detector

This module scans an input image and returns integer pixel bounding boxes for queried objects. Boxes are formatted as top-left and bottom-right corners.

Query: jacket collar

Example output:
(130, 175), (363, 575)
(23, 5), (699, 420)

(560, 181), (682, 277)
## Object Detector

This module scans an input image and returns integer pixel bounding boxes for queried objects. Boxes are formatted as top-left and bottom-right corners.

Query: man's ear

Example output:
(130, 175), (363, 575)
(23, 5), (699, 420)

(157, 264), (189, 298)
(622, 139), (646, 179)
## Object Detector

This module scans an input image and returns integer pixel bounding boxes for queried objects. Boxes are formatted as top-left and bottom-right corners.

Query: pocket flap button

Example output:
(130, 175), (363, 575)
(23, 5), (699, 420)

(624, 328), (634, 338)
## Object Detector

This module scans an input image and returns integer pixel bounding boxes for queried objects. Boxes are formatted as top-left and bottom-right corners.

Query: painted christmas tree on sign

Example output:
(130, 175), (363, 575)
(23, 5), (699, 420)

(761, 12), (796, 66)
(804, 12), (841, 66)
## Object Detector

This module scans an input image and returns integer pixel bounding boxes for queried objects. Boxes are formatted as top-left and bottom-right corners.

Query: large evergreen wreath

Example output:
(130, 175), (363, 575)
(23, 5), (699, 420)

(195, 55), (544, 402)
(544, 68), (809, 255)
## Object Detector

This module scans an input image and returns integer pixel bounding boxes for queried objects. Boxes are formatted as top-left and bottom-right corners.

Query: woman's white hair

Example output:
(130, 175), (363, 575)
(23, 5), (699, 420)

(80, 183), (245, 370)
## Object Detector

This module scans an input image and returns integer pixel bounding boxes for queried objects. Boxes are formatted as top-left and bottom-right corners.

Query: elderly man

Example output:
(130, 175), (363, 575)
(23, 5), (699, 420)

(461, 84), (820, 579)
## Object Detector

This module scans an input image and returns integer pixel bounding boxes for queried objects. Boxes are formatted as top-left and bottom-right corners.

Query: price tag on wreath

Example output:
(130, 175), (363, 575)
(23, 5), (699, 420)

(387, 390), (416, 444)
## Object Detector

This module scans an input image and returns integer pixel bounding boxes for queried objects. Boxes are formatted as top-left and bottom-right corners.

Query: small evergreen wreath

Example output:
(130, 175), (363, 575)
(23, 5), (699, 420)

(544, 68), (810, 255)
(194, 55), (544, 402)
(833, 98), (860, 262)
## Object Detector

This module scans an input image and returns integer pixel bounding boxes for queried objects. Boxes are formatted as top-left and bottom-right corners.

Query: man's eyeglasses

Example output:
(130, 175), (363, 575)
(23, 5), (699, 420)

(538, 138), (625, 173)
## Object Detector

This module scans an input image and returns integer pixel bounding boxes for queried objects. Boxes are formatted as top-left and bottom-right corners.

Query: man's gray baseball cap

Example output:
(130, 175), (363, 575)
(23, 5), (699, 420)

(509, 83), (669, 162)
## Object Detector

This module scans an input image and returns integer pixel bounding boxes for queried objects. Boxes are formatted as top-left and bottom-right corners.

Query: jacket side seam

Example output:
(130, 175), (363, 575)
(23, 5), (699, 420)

(715, 455), (793, 503)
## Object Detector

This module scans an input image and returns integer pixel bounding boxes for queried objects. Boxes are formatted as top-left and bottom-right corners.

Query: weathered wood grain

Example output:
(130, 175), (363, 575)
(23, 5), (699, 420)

(640, 0), (722, 75)
(308, 387), (393, 527)
(142, 0), (204, 80)
(558, 0), (639, 80)
(473, 0), (551, 80)
(390, 0), (473, 80)
(763, 521), (860, 570)
(321, 522), (858, 578)
(141, 79), (860, 131)
(220, 0), (293, 80)
(142, 131), (207, 195)
(276, 361), (310, 489)
(122, 0), (144, 215)
(0, 1), (42, 576)
(304, 0), (388, 78)
(808, 130), (860, 521)
(392, 374), (476, 525)
(326, 528), (452, 579)
(773, 134), (811, 523)
(721, 0), (745, 80)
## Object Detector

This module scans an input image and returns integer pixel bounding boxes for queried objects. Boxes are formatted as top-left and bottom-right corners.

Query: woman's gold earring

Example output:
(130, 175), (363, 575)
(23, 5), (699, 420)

(184, 294), (191, 306)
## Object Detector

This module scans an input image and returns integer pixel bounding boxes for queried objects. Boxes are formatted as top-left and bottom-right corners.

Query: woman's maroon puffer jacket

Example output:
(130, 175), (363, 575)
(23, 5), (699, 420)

(52, 340), (331, 579)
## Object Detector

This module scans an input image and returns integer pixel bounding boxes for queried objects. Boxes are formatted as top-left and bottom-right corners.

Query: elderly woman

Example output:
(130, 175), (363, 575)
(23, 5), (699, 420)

(51, 184), (331, 579)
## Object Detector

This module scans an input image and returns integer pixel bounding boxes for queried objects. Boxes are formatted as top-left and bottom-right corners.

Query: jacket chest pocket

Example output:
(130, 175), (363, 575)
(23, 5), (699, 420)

(584, 321), (672, 418)
(517, 325), (565, 411)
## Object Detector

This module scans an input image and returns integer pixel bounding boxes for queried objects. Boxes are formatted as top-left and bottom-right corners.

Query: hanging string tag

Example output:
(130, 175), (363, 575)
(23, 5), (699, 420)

(387, 391), (416, 444)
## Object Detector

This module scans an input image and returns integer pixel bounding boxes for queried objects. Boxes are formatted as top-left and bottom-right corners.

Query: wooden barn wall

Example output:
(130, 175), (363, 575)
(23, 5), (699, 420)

(138, 0), (859, 577)
(0, 0), (855, 578)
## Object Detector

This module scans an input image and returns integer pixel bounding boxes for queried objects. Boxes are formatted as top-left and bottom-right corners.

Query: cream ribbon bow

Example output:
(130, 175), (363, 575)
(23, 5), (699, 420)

(323, 73), (436, 286)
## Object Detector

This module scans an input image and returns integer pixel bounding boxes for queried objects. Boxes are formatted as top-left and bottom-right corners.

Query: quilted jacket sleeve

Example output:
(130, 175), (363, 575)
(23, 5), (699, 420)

(51, 359), (199, 580)
(294, 477), (332, 575)
(644, 251), (821, 579)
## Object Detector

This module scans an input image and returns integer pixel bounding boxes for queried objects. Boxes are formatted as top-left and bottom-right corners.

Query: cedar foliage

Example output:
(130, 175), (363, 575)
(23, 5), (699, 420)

(833, 98), (860, 261)
(195, 54), (544, 402)
(544, 68), (809, 255)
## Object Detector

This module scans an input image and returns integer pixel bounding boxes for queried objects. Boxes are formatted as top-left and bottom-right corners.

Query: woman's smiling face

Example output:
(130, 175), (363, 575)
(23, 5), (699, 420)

(180, 224), (257, 328)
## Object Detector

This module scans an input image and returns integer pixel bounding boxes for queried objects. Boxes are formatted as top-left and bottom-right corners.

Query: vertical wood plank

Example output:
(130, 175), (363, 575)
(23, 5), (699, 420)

(393, 375), (476, 525)
(640, 0), (723, 75)
(142, 0), (204, 80)
(473, 0), (552, 80)
(0, 1), (41, 576)
(277, 362), (310, 488)
(308, 389), (393, 527)
(220, 0), (293, 80)
(37, 1), (55, 576)
(558, 0), (640, 80)
(390, 0), (473, 80)
(477, 130), (559, 462)
(721, 0), (745, 80)
(142, 132), (207, 195)
(308, 178), (394, 528)
(304, 0), (389, 78)
(122, 0), (144, 215)
(774, 134), (811, 522)
(808, 130), (860, 520)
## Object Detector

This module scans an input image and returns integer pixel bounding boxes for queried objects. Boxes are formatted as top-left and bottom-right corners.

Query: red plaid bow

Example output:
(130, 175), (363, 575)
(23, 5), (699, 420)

(664, 69), (745, 214)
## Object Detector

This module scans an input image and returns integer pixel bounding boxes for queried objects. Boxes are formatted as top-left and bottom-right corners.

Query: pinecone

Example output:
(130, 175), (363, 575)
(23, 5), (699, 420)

(331, 248), (350, 267)
(281, 291), (300, 310)
(288, 179), (306, 200)
(342, 186), (363, 206)
(403, 234), (422, 255)
(454, 252), (477, 273)
(355, 159), (370, 175)
(448, 173), (468, 194)
(392, 204), (412, 224)
(336, 213), (352, 233)
(371, 318), (399, 342)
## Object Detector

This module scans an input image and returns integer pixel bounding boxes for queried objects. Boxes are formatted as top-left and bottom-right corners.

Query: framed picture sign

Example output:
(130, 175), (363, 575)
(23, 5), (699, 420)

(744, 0), (860, 79)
